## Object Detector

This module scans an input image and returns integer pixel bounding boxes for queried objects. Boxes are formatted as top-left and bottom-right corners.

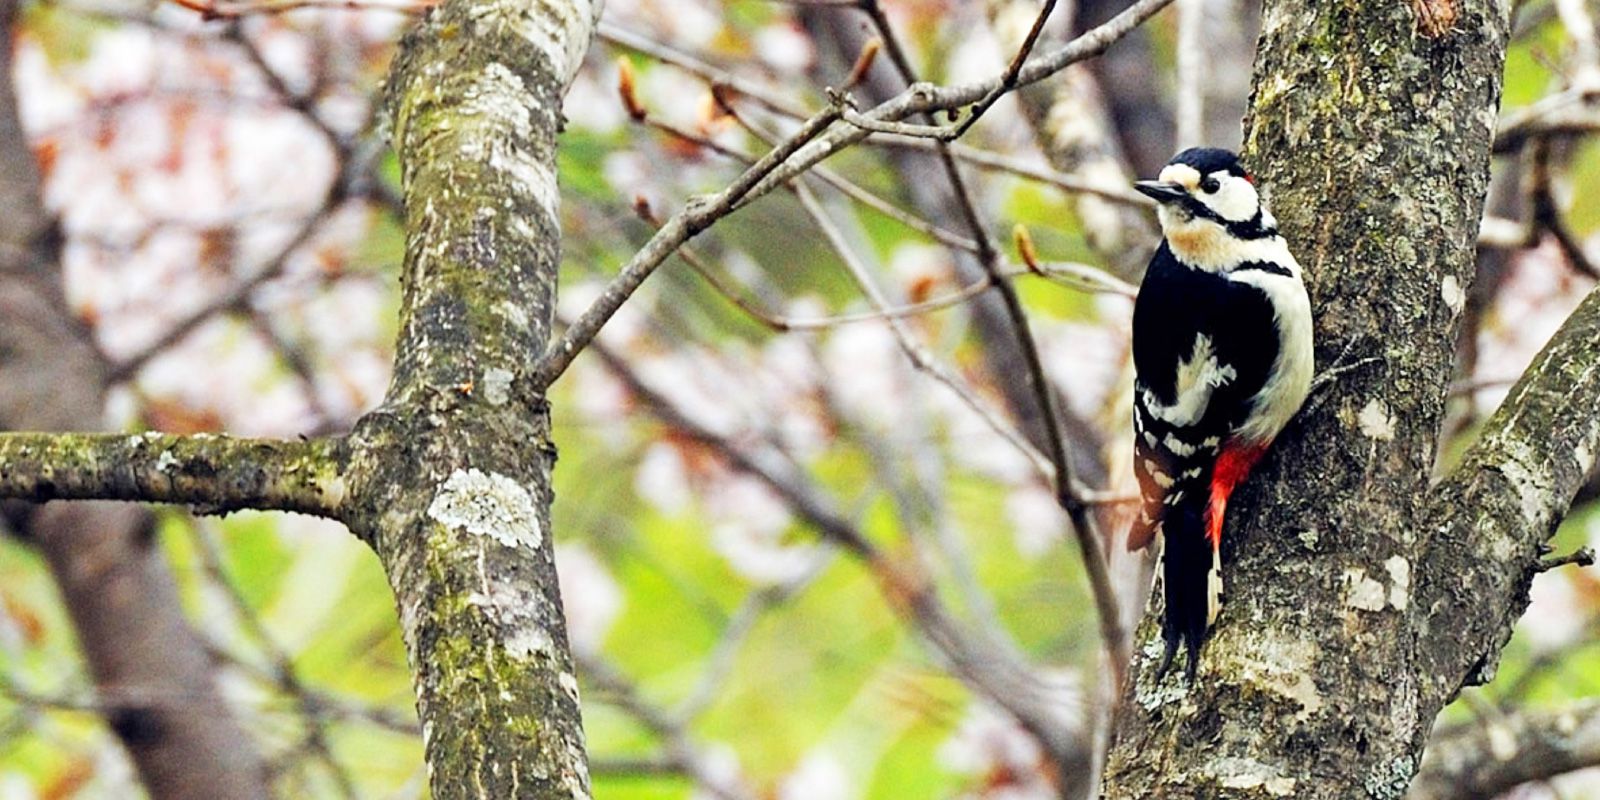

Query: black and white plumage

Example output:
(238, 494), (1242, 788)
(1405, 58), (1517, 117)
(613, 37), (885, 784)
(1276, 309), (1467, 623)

(1126, 148), (1314, 682)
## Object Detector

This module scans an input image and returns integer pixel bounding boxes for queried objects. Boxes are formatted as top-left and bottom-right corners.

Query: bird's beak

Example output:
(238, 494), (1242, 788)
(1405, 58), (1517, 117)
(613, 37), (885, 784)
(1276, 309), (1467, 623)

(1134, 180), (1187, 204)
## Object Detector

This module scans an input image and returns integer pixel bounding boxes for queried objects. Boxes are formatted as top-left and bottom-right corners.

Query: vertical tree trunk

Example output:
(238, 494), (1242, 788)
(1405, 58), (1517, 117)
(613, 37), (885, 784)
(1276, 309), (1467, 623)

(0, 1), (271, 797)
(341, 0), (598, 794)
(1103, 1), (1514, 797)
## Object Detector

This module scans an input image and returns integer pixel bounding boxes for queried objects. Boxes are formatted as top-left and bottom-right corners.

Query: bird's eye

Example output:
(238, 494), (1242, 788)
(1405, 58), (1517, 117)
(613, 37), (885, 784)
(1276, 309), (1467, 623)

(1200, 177), (1221, 194)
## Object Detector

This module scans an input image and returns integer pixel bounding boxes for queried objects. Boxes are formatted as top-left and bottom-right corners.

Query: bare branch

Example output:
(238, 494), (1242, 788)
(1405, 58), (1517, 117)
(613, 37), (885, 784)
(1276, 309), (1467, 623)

(582, 333), (1087, 765)
(598, 20), (811, 119)
(714, 92), (989, 251)
(669, 555), (831, 724)
(1528, 136), (1600, 279)
(848, 0), (1131, 688)
(544, 0), (1176, 392)
(187, 519), (359, 798)
(532, 105), (842, 389)
(789, 179), (1058, 484)
(1422, 283), (1600, 696)
(949, 0), (1059, 137)
(107, 181), (345, 384)
(1536, 545), (1596, 573)
(609, 21), (1155, 210)
(580, 654), (757, 800)
(941, 142), (1154, 207)
(1410, 700), (1600, 800)
(0, 432), (347, 518)
(850, 0), (1060, 140)
(1494, 84), (1600, 153)
(167, 0), (428, 19)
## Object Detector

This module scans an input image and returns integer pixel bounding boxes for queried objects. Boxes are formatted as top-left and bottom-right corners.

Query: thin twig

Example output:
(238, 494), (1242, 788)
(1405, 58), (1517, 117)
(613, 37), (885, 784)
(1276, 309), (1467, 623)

(606, 17), (1156, 209)
(107, 186), (345, 383)
(188, 519), (358, 799)
(1536, 546), (1596, 573)
(598, 20), (810, 119)
(1529, 136), (1600, 279)
(631, 74), (983, 253)
(556, 0), (1171, 390)
(670, 552), (832, 724)
(580, 654), (758, 800)
(533, 105), (843, 389)
(1448, 376), (1519, 398)
(582, 332), (1084, 760)
(655, 224), (1126, 334)
(791, 181), (1058, 483)
(168, 0), (430, 19)
(854, 0), (1129, 685)
(949, 0), (1059, 138)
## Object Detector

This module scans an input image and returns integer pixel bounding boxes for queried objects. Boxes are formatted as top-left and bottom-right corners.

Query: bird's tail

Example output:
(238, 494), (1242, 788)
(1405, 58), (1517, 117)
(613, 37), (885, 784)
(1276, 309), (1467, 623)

(1155, 496), (1220, 684)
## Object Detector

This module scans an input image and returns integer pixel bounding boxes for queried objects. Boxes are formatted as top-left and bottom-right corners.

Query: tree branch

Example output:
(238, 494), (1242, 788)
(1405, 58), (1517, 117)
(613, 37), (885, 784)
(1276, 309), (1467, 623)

(0, 432), (348, 517)
(1410, 700), (1600, 800)
(340, 0), (602, 793)
(0, 4), (279, 795)
(582, 333), (1090, 771)
(1104, 0), (1515, 796)
(1419, 283), (1600, 697)
(537, 0), (1175, 390)
(532, 105), (841, 389)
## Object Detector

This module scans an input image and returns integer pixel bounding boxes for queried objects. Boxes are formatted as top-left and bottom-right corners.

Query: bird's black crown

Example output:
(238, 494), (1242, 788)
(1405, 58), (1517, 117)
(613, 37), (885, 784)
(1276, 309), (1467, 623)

(1170, 147), (1249, 179)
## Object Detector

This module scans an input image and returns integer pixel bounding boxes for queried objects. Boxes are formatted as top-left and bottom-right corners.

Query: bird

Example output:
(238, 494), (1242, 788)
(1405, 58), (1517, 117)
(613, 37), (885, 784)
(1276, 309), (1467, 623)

(1125, 147), (1314, 683)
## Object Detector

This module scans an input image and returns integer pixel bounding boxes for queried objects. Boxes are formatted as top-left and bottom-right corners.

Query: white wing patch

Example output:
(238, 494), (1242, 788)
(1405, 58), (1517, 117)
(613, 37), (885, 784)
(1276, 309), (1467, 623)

(1143, 458), (1174, 489)
(1163, 433), (1198, 457)
(1142, 333), (1238, 428)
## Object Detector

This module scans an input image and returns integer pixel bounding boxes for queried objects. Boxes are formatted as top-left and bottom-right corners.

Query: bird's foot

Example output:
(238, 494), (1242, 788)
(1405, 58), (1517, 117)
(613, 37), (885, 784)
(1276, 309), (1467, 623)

(1303, 340), (1382, 416)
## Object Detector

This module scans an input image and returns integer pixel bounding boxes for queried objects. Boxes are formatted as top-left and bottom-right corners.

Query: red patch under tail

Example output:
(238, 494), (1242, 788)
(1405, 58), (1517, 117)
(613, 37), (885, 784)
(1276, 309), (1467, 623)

(1206, 443), (1266, 549)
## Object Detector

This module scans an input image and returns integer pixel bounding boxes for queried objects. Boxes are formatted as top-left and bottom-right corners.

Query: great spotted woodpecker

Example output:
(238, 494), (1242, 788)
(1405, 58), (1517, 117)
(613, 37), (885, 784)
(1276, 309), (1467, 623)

(1127, 148), (1314, 682)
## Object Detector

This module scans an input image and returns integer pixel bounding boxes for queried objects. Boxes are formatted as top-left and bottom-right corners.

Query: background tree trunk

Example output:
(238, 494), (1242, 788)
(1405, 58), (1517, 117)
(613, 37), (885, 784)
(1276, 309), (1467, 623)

(0, 0), (271, 796)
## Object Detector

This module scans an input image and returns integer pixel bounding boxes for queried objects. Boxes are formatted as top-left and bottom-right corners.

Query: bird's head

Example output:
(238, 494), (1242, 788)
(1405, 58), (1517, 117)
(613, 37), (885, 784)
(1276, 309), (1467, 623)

(1135, 148), (1277, 266)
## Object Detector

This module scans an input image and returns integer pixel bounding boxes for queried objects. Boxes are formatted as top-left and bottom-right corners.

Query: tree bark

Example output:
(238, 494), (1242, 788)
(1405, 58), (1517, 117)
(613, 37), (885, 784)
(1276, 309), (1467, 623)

(0, 0), (601, 795)
(338, 0), (599, 794)
(1104, 1), (1529, 797)
(0, 1), (272, 797)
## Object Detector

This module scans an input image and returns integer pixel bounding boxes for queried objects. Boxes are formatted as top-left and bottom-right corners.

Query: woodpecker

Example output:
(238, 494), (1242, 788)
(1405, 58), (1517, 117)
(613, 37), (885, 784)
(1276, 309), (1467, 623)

(1127, 147), (1313, 682)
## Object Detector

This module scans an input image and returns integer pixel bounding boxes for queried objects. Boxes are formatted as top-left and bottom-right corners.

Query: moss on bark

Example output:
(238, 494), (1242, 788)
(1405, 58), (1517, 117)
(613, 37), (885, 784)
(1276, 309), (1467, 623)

(342, 0), (598, 796)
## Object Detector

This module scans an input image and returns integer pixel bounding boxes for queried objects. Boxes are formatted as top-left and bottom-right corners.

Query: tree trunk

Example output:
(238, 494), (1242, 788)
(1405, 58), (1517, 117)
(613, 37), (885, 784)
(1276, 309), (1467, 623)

(1101, 1), (1550, 797)
(339, 0), (599, 794)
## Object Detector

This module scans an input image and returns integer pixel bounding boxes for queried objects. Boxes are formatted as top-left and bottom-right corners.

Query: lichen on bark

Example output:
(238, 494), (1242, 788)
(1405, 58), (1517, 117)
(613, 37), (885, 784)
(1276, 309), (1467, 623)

(338, 0), (600, 795)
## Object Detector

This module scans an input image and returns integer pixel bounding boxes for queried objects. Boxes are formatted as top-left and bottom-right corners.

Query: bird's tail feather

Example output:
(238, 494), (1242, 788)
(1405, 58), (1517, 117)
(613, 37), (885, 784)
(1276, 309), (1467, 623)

(1155, 498), (1217, 684)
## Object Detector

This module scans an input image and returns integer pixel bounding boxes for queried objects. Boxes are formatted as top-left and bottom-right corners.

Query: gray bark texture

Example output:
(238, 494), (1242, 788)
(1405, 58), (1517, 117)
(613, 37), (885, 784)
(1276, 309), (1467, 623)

(338, 0), (600, 794)
(1099, 1), (1600, 798)
(0, 0), (272, 796)
(0, 0), (602, 794)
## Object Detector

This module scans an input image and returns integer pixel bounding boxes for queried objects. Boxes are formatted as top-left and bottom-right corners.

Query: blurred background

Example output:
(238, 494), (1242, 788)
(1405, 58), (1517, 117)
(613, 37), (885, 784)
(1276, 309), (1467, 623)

(1, 0), (1598, 797)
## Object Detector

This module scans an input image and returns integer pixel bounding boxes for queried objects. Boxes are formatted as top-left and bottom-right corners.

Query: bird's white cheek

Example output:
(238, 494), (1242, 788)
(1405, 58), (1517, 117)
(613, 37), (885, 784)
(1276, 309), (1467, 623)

(1209, 182), (1258, 221)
